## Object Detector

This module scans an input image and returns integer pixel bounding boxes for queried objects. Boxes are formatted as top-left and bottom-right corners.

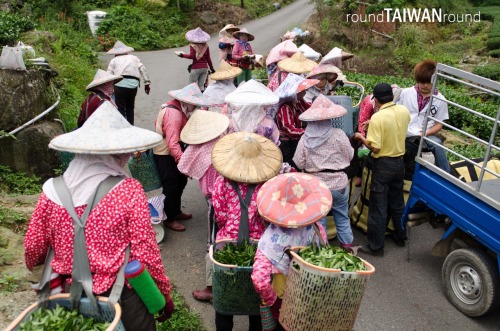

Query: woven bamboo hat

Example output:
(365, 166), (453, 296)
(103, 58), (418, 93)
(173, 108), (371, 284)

(86, 69), (122, 91)
(257, 173), (332, 228)
(220, 24), (239, 34)
(49, 101), (162, 154)
(233, 28), (255, 41)
(210, 60), (242, 81)
(107, 40), (134, 55)
(278, 52), (318, 74)
(185, 27), (210, 43)
(180, 109), (229, 145)
(299, 94), (347, 122)
(211, 132), (282, 184)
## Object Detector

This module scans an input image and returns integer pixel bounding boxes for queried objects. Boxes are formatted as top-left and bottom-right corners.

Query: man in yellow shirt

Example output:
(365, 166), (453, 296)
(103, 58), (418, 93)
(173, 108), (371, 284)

(354, 83), (410, 256)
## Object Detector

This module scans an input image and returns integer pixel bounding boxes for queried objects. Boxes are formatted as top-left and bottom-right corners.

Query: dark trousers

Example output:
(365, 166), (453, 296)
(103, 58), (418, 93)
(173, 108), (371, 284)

(98, 286), (156, 331)
(367, 156), (406, 251)
(114, 85), (138, 125)
(215, 312), (262, 331)
(154, 154), (188, 220)
(279, 139), (299, 170)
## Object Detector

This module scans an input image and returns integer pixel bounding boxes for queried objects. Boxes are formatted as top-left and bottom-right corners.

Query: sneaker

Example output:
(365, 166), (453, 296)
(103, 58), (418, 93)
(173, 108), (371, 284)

(358, 245), (384, 257)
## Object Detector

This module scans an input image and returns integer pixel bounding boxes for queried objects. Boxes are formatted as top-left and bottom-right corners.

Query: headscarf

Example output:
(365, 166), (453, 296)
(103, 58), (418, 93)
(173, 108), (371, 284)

(302, 120), (334, 149)
(42, 154), (129, 207)
(92, 81), (117, 107)
(177, 138), (218, 179)
(191, 43), (208, 60)
(229, 103), (267, 134)
(237, 39), (251, 52)
(258, 224), (323, 275)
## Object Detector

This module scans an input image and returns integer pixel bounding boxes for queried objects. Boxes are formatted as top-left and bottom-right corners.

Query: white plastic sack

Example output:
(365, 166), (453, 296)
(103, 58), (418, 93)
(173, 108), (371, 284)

(298, 44), (321, 61)
(0, 45), (26, 70)
(17, 41), (35, 58)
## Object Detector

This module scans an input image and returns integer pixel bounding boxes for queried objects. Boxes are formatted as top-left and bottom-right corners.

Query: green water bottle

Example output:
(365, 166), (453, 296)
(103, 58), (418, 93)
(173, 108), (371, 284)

(125, 260), (166, 314)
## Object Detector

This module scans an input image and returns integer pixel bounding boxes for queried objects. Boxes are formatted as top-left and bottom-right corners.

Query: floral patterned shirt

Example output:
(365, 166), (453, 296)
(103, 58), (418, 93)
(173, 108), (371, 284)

(212, 175), (266, 242)
(24, 178), (172, 299)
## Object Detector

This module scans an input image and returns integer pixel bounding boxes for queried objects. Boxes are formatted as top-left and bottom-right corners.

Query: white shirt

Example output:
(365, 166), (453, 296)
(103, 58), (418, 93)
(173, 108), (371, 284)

(397, 86), (448, 136)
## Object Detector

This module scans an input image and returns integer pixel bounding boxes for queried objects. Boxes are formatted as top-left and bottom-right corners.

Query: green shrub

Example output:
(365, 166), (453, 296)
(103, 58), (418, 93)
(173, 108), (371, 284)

(472, 64), (500, 81)
(0, 11), (36, 45)
(0, 165), (42, 195)
(487, 36), (500, 49)
(489, 49), (500, 57)
(393, 24), (430, 69)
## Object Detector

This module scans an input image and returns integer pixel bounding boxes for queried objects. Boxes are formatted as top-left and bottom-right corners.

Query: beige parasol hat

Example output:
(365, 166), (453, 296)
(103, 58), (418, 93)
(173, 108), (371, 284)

(277, 52), (318, 74)
(86, 69), (122, 91)
(210, 60), (243, 81)
(233, 28), (255, 41)
(211, 132), (282, 184)
(49, 101), (162, 154)
(180, 109), (229, 145)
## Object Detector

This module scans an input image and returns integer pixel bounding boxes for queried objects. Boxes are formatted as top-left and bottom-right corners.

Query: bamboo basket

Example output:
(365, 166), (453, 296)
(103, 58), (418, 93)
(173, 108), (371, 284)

(279, 247), (375, 331)
(209, 240), (261, 316)
(6, 293), (124, 331)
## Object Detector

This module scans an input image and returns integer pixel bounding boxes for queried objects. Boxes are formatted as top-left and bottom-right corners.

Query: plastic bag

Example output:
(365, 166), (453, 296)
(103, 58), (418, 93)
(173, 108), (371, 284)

(0, 45), (26, 70)
(17, 41), (36, 58)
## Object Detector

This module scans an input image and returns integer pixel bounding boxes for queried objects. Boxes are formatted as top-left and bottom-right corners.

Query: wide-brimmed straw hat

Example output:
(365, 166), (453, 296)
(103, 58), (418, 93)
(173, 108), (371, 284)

(299, 94), (347, 122)
(296, 79), (319, 93)
(86, 69), (122, 91)
(278, 52), (318, 74)
(266, 40), (298, 66)
(306, 64), (344, 81)
(49, 101), (162, 154)
(233, 28), (255, 41)
(225, 79), (278, 106)
(107, 40), (134, 55)
(257, 173), (332, 228)
(220, 24), (239, 34)
(168, 83), (209, 106)
(186, 27), (210, 43)
(211, 132), (282, 184)
(180, 109), (229, 145)
(210, 60), (242, 81)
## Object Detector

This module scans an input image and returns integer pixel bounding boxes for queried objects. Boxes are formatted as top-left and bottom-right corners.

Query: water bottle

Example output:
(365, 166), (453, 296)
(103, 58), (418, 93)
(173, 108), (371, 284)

(125, 260), (166, 314)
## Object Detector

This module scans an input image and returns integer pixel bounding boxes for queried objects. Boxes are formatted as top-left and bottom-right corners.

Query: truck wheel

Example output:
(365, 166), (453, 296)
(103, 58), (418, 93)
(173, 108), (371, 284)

(442, 248), (500, 317)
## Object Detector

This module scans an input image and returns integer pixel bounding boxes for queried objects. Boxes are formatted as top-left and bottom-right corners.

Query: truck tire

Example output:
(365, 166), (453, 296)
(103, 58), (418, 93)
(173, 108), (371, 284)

(442, 248), (500, 317)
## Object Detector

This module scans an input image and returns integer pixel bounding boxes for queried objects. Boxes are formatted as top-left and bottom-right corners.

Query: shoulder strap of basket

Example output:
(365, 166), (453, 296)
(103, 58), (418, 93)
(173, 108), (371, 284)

(312, 223), (327, 247)
(53, 175), (123, 311)
(229, 181), (256, 245)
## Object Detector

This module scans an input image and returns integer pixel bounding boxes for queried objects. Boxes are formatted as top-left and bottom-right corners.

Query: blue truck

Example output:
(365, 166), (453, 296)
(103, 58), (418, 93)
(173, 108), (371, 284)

(401, 64), (500, 317)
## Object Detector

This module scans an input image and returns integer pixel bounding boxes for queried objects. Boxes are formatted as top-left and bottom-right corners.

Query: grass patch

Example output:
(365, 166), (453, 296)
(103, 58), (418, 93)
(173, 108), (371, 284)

(156, 288), (206, 331)
(0, 165), (41, 196)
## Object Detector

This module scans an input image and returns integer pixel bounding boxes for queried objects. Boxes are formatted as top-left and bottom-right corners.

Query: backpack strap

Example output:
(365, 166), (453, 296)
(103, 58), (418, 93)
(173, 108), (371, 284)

(229, 181), (256, 245)
(50, 176), (123, 311)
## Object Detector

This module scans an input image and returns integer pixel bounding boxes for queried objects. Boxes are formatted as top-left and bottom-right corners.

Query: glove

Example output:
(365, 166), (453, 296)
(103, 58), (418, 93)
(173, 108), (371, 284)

(145, 84), (150, 95)
(270, 298), (282, 321)
(156, 299), (174, 322)
(174, 51), (184, 57)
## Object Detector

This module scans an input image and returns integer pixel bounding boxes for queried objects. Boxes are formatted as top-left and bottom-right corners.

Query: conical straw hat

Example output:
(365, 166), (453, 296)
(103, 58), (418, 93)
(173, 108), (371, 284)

(86, 69), (122, 91)
(168, 83), (209, 106)
(210, 60), (242, 81)
(233, 28), (254, 41)
(278, 52), (318, 74)
(220, 24), (239, 34)
(180, 109), (229, 145)
(107, 40), (134, 55)
(298, 94), (347, 122)
(211, 132), (282, 184)
(257, 173), (332, 228)
(49, 101), (162, 154)
(224, 79), (278, 106)
(185, 27), (210, 43)
(306, 64), (343, 80)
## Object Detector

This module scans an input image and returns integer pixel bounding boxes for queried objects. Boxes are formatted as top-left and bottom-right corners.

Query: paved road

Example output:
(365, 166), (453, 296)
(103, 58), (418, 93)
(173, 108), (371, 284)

(100, 1), (500, 330)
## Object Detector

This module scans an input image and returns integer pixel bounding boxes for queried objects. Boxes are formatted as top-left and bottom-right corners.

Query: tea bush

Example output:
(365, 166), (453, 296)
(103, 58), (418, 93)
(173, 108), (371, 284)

(0, 11), (36, 46)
